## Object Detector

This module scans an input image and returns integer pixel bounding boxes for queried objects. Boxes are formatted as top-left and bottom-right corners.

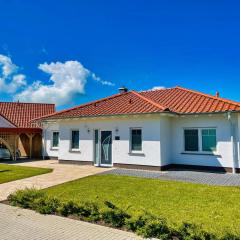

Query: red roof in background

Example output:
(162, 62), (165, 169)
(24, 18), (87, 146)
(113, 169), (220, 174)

(37, 86), (240, 120)
(0, 102), (55, 128)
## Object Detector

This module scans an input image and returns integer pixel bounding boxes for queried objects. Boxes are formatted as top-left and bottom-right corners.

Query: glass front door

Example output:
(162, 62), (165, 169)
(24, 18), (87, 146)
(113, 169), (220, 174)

(100, 131), (112, 166)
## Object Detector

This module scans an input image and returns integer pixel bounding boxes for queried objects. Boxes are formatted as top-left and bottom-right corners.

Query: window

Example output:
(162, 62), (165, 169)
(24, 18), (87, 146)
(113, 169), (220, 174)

(184, 128), (217, 153)
(71, 130), (79, 149)
(184, 129), (199, 151)
(130, 128), (142, 151)
(202, 129), (216, 152)
(52, 131), (59, 148)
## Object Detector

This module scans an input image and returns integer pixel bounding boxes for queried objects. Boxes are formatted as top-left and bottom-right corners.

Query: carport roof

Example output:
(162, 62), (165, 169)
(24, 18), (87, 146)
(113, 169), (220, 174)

(0, 102), (55, 128)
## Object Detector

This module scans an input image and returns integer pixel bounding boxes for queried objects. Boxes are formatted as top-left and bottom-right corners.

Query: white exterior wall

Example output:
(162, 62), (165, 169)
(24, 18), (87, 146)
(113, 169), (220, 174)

(0, 116), (15, 128)
(47, 115), (162, 166)
(43, 123), (59, 158)
(159, 117), (171, 166)
(170, 114), (237, 168)
(43, 113), (239, 169)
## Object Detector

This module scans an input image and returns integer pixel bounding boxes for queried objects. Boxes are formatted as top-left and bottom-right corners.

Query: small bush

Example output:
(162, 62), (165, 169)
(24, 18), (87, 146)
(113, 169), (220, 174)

(101, 201), (131, 228)
(58, 201), (82, 217)
(7, 188), (45, 209)
(135, 216), (173, 240)
(102, 209), (130, 227)
(104, 201), (117, 209)
(79, 202), (100, 222)
(178, 223), (217, 240)
(33, 196), (60, 214)
(221, 233), (240, 240)
(126, 214), (151, 232)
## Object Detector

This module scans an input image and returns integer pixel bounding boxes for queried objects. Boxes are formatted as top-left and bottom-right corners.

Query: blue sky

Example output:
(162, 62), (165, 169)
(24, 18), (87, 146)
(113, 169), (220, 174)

(0, 0), (240, 109)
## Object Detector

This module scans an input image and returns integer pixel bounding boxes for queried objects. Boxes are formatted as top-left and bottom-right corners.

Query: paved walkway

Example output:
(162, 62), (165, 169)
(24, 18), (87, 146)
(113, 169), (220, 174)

(0, 160), (110, 201)
(102, 168), (240, 186)
(0, 203), (141, 240)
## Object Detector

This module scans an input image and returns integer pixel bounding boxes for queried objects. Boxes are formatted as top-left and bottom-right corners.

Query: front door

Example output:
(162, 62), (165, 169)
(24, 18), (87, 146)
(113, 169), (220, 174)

(100, 131), (112, 166)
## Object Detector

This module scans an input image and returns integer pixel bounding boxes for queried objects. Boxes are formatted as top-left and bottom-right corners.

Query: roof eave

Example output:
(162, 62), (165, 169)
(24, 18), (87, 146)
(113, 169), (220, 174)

(40, 111), (177, 122)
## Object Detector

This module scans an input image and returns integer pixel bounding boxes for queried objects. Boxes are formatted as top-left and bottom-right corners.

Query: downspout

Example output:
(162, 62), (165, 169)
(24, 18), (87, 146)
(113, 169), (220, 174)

(227, 112), (236, 174)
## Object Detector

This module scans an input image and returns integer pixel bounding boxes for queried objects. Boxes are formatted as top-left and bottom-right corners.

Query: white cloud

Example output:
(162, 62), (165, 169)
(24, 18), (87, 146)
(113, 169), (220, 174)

(151, 86), (166, 90)
(0, 54), (115, 106)
(92, 73), (115, 86)
(15, 61), (89, 105)
(0, 54), (26, 92)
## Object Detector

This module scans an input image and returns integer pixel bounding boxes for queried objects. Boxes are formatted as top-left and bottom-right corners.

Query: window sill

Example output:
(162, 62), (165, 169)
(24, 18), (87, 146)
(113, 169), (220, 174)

(128, 152), (145, 156)
(181, 152), (221, 157)
(51, 147), (59, 151)
(69, 149), (81, 153)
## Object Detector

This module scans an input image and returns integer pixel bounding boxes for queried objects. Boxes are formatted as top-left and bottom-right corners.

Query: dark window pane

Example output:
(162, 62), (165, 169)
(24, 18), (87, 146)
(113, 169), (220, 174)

(52, 132), (59, 147)
(202, 129), (216, 152)
(71, 130), (79, 149)
(131, 129), (142, 151)
(184, 129), (198, 151)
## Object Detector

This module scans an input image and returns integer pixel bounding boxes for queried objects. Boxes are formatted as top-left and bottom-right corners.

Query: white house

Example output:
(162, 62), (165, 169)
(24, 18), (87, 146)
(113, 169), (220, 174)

(39, 86), (240, 173)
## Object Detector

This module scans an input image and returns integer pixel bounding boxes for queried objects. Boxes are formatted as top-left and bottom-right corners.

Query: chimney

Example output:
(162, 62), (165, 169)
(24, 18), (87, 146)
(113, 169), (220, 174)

(216, 91), (220, 98)
(118, 86), (128, 94)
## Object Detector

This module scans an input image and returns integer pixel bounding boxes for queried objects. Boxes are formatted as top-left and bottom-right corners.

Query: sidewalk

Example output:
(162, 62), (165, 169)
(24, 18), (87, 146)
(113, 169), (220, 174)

(0, 203), (141, 240)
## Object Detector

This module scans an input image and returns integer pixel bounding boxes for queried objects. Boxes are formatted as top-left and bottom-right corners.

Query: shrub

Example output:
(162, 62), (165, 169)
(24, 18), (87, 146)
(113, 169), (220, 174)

(104, 201), (117, 209)
(178, 223), (217, 240)
(101, 201), (130, 228)
(7, 188), (45, 209)
(221, 233), (240, 240)
(78, 202), (100, 222)
(126, 214), (151, 232)
(102, 209), (131, 228)
(58, 201), (82, 217)
(135, 216), (173, 240)
(33, 196), (60, 214)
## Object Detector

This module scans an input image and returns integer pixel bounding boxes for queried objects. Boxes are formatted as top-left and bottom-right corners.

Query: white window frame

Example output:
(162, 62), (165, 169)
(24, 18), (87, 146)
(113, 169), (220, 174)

(183, 127), (217, 154)
(51, 131), (59, 150)
(129, 127), (143, 153)
(70, 129), (80, 152)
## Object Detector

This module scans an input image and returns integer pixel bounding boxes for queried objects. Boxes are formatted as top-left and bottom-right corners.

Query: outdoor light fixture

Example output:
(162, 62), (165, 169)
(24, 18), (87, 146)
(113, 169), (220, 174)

(115, 127), (119, 133)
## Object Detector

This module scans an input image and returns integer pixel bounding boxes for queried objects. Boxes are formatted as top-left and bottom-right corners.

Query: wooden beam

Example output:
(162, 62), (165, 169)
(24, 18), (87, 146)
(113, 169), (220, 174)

(29, 134), (33, 159)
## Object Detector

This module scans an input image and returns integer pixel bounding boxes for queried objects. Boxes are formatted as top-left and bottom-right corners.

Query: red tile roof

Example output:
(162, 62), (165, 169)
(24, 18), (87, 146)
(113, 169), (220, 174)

(140, 87), (240, 113)
(0, 102), (55, 128)
(38, 86), (240, 120)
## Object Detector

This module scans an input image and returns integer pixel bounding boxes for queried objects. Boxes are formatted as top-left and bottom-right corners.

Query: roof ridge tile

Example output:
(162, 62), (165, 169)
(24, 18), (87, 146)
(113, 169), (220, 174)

(131, 90), (168, 111)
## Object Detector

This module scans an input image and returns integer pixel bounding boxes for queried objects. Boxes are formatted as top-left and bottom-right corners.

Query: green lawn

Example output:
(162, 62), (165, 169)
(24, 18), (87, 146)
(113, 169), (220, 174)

(0, 164), (52, 184)
(44, 174), (240, 237)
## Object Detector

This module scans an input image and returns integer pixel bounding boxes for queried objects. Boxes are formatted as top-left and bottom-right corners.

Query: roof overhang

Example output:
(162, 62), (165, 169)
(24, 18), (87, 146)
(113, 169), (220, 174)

(38, 110), (240, 124)
(0, 128), (42, 134)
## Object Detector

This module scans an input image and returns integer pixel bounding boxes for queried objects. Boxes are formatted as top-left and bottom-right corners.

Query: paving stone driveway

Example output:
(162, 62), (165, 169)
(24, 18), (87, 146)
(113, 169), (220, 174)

(102, 168), (240, 186)
(0, 160), (110, 201)
(0, 203), (141, 240)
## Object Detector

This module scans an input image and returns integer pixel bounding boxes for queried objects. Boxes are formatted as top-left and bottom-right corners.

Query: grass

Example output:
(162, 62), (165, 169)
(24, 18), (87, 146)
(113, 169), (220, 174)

(43, 174), (240, 238)
(0, 164), (52, 184)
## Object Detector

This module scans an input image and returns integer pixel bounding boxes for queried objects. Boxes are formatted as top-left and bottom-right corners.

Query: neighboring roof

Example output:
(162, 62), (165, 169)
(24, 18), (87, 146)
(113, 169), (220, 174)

(38, 86), (240, 121)
(0, 102), (55, 128)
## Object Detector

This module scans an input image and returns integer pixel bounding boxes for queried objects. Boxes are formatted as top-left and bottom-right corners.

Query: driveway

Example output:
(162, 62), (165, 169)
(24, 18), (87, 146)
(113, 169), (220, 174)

(0, 160), (110, 201)
(102, 168), (240, 186)
(0, 203), (141, 240)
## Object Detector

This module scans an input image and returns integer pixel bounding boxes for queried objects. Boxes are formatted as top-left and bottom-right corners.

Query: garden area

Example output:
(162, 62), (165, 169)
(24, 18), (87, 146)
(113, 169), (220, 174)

(7, 174), (240, 239)
(0, 164), (52, 184)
